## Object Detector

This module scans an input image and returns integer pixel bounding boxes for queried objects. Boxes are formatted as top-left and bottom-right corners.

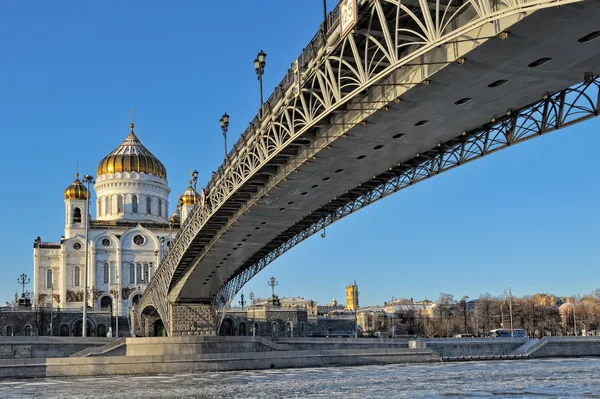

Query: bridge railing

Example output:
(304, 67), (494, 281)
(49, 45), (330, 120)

(205, 0), (363, 199)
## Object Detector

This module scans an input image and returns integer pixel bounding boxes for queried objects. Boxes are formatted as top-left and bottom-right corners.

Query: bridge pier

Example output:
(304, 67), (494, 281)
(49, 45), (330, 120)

(169, 303), (216, 336)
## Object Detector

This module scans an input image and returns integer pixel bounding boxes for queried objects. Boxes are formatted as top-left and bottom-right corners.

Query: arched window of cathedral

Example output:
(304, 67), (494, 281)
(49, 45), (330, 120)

(143, 264), (149, 282)
(158, 199), (162, 217)
(73, 207), (82, 223)
(129, 263), (135, 284)
(136, 264), (142, 284)
(146, 197), (152, 215)
(132, 195), (138, 214)
(105, 197), (110, 215)
(103, 263), (109, 284)
(117, 195), (124, 214)
(74, 266), (80, 287)
(46, 269), (53, 289)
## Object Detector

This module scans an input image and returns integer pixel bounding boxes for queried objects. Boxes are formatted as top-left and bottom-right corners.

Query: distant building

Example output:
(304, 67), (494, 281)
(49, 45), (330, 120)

(317, 298), (345, 315)
(345, 281), (359, 311)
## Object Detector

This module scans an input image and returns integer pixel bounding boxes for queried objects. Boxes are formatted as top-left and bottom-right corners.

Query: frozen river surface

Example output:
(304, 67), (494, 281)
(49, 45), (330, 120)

(2, 358), (600, 398)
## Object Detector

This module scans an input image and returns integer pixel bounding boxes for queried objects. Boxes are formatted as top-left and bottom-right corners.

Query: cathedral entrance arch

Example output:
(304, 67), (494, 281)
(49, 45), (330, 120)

(59, 324), (70, 336)
(97, 324), (107, 337)
(74, 320), (93, 337)
(100, 296), (113, 311)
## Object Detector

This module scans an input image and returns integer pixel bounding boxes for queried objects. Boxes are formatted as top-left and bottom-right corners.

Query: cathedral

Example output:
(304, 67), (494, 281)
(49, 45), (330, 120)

(32, 122), (199, 322)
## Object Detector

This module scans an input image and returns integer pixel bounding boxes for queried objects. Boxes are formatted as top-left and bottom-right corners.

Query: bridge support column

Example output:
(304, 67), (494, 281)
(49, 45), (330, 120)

(169, 303), (216, 336)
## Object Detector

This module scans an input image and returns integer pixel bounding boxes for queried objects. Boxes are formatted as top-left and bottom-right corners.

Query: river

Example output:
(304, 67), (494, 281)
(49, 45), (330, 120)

(2, 358), (599, 398)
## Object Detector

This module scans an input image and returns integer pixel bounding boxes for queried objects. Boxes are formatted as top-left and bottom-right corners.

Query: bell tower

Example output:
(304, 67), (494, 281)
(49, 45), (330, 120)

(64, 172), (89, 239)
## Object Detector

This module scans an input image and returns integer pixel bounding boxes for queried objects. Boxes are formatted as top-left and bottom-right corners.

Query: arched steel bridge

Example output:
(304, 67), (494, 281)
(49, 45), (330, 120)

(134, 0), (600, 335)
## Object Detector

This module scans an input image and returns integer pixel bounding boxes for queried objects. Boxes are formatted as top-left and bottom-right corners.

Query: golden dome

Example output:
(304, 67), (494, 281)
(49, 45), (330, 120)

(180, 181), (198, 206)
(97, 123), (167, 179)
(64, 173), (89, 200)
(169, 208), (181, 224)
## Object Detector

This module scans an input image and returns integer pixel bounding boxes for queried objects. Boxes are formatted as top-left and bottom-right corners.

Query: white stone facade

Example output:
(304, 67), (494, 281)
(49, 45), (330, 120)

(95, 172), (170, 224)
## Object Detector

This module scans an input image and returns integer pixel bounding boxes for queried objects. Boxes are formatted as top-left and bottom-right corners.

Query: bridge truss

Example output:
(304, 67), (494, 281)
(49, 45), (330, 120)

(215, 76), (600, 318)
(135, 0), (591, 333)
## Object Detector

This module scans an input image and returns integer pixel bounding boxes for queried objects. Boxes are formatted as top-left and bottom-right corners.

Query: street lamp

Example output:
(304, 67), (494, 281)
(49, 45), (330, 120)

(159, 236), (165, 262)
(239, 292), (246, 311)
(220, 113), (230, 158)
(17, 273), (30, 300)
(191, 169), (199, 192)
(461, 295), (470, 334)
(114, 266), (120, 338)
(572, 299), (578, 336)
(249, 292), (255, 336)
(268, 276), (278, 299)
(82, 174), (94, 338)
(504, 288), (514, 338)
(50, 282), (54, 336)
(254, 50), (267, 112)
(168, 220), (173, 251)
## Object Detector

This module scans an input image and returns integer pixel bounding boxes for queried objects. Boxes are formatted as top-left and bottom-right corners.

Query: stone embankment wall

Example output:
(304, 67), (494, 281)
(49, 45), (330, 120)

(529, 337), (600, 358)
(410, 338), (527, 357)
(0, 336), (439, 378)
(0, 349), (440, 379)
(273, 337), (409, 351)
(0, 336), (115, 359)
(121, 336), (291, 357)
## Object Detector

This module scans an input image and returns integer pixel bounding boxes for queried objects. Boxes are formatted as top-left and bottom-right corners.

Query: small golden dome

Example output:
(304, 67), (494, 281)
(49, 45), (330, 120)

(64, 173), (89, 200)
(180, 181), (198, 206)
(169, 208), (181, 224)
(97, 123), (167, 179)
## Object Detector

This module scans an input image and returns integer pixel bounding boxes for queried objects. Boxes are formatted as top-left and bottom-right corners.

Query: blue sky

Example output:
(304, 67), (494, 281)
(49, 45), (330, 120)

(1, 1), (598, 307)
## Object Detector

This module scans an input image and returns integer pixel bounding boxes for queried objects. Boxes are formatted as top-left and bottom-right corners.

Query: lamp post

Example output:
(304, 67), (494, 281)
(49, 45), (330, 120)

(268, 276), (278, 299)
(249, 292), (255, 336)
(504, 288), (514, 338)
(114, 266), (120, 338)
(354, 309), (358, 339)
(572, 299), (578, 336)
(82, 174), (94, 337)
(159, 236), (165, 262)
(50, 283), (54, 336)
(168, 220), (173, 251)
(461, 295), (469, 334)
(322, 0), (328, 33)
(254, 50), (267, 113)
(239, 292), (246, 311)
(17, 273), (30, 300)
(220, 113), (230, 158)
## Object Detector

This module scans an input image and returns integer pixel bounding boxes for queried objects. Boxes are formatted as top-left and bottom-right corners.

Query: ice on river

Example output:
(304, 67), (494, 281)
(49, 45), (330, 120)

(1, 357), (600, 398)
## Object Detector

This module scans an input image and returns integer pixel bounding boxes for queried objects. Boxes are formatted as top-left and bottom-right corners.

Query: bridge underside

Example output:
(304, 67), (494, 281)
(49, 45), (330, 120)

(136, 1), (600, 336)
(174, 3), (600, 303)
